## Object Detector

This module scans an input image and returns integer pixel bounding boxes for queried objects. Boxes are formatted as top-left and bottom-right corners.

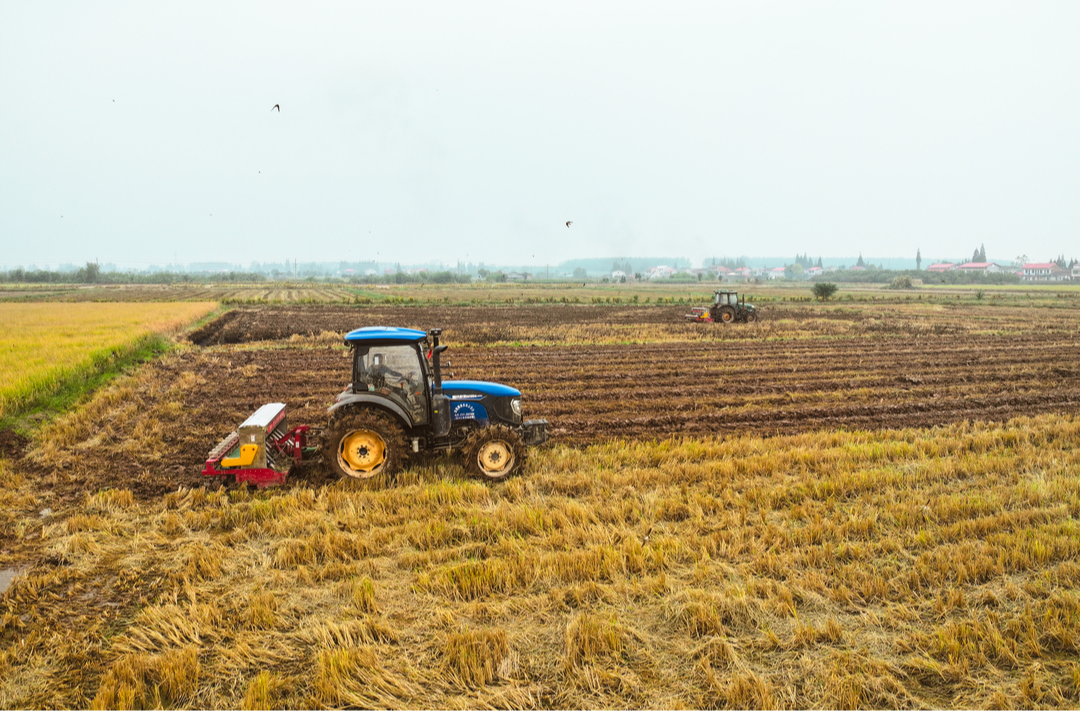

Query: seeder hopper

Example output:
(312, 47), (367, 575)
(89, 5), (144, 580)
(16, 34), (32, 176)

(202, 403), (317, 488)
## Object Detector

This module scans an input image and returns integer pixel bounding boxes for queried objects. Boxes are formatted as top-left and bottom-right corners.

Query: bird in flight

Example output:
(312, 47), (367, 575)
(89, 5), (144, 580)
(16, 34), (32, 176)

(565, 221), (573, 228)
(271, 104), (280, 112)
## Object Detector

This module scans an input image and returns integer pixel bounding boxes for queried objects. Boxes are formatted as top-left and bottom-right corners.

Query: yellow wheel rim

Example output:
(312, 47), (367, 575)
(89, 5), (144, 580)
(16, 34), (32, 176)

(477, 440), (515, 477)
(338, 429), (386, 477)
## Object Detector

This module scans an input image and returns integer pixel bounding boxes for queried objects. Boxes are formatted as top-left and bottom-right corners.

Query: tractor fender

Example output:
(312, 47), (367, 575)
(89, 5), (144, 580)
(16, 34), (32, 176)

(327, 393), (414, 429)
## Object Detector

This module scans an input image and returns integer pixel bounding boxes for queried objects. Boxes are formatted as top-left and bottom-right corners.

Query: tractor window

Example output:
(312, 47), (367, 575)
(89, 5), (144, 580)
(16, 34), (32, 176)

(356, 344), (428, 424)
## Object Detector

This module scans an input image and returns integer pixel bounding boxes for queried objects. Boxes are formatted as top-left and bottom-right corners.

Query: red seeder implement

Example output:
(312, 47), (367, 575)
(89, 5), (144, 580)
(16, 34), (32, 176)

(202, 403), (316, 488)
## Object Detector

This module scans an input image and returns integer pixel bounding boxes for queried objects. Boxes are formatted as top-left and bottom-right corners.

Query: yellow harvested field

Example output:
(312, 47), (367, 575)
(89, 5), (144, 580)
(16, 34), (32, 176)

(0, 302), (216, 416)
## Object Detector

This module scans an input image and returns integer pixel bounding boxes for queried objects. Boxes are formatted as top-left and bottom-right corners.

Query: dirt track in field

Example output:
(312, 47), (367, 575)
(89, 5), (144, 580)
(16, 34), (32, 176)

(18, 302), (1079, 502)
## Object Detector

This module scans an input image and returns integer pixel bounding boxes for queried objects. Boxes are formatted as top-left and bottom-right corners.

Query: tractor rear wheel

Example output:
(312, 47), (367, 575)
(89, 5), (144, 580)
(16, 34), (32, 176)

(323, 408), (407, 483)
(719, 306), (736, 323)
(462, 425), (527, 481)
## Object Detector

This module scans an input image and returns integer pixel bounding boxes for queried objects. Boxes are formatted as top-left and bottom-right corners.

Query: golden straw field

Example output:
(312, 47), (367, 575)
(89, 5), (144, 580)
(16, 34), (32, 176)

(0, 302), (217, 418)
(2, 286), (1080, 709)
(4, 409), (1080, 708)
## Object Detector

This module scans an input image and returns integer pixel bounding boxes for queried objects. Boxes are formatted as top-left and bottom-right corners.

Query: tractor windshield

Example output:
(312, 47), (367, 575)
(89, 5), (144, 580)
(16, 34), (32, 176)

(355, 344), (428, 423)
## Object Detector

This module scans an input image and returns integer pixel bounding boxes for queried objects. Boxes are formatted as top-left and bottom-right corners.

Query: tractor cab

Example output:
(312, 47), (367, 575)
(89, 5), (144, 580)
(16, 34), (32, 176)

(714, 291), (741, 308)
(352, 338), (429, 424)
(342, 327), (432, 426)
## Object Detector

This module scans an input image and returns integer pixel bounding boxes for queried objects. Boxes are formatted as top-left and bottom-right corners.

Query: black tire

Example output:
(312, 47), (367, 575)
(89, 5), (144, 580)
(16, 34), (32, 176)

(719, 306), (736, 323)
(745, 311), (758, 323)
(462, 425), (527, 481)
(323, 408), (407, 483)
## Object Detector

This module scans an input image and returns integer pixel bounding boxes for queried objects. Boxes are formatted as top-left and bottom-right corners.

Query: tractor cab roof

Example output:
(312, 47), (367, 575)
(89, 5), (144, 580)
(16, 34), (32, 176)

(344, 327), (428, 344)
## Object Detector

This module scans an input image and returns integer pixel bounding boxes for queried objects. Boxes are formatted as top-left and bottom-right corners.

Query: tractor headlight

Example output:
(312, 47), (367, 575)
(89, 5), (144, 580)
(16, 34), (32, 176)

(511, 398), (522, 418)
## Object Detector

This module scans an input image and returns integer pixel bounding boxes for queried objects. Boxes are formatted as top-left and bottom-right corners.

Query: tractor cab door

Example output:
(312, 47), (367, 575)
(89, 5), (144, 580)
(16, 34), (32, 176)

(354, 344), (429, 424)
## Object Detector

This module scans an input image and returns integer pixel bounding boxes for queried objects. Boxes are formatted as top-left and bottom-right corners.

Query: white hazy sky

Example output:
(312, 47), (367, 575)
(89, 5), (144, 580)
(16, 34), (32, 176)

(1, 1), (1078, 268)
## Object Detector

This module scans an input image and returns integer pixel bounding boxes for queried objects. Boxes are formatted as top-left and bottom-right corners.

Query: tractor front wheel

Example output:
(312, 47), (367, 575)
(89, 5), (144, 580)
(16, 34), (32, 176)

(745, 311), (758, 323)
(323, 409), (407, 483)
(462, 426), (527, 481)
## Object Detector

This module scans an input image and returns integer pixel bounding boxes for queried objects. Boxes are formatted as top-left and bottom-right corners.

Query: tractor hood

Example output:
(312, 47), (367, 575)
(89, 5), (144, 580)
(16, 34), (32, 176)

(442, 380), (521, 398)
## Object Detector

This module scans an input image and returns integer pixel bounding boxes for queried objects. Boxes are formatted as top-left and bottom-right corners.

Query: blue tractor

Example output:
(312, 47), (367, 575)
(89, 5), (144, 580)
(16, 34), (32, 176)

(324, 327), (549, 481)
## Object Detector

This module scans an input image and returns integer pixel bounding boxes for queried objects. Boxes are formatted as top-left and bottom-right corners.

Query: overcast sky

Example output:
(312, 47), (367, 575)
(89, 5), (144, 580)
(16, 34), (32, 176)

(1, 1), (1078, 269)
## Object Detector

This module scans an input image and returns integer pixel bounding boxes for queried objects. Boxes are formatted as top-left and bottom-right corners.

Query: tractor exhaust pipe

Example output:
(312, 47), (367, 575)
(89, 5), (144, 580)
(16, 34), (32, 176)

(428, 328), (449, 393)
(428, 328), (451, 437)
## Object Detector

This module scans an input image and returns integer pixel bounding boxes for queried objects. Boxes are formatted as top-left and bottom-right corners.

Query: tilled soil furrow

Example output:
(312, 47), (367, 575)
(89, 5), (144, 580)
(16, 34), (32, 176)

(27, 304), (1080, 500)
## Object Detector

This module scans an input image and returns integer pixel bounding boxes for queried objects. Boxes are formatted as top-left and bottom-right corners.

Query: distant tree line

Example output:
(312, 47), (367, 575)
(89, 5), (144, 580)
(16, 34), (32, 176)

(818, 268), (1020, 285)
(0, 263), (265, 284)
(790, 253), (823, 269)
(0, 261), (483, 286)
(707, 256), (748, 270)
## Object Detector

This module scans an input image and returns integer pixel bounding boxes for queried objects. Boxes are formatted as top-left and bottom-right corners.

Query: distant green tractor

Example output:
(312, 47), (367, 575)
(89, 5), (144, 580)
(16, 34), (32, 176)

(686, 290), (758, 323)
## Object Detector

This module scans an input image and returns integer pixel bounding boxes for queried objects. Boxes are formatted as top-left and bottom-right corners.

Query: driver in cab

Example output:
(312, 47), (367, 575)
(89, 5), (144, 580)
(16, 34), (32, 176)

(359, 352), (425, 419)
(361, 353), (407, 393)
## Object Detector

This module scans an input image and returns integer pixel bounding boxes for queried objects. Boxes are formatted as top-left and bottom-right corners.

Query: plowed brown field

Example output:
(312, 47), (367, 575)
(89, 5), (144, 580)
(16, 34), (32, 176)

(189, 304), (1080, 445)
(25, 302), (1079, 501)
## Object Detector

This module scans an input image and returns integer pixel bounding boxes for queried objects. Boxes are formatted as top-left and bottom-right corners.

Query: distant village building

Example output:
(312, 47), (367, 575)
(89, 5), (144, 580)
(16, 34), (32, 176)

(926, 263), (956, 273)
(768, 267), (786, 280)
(506, 272), (531, 282)
(1020, 263), (1069, 281)
(956, 262), (1004, 274)
(611, 270), (627, 279)
(1073, 264), (1080, 280)
(805, 266), (823, 277)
